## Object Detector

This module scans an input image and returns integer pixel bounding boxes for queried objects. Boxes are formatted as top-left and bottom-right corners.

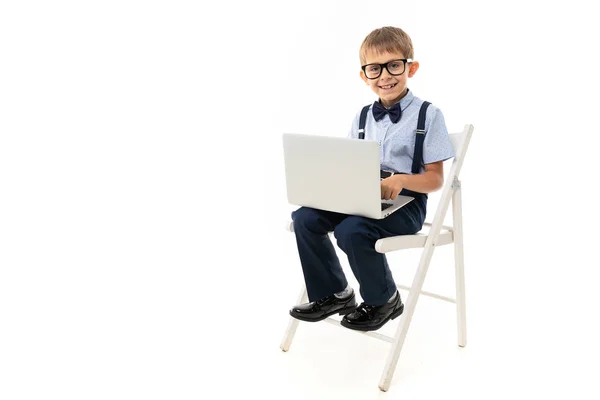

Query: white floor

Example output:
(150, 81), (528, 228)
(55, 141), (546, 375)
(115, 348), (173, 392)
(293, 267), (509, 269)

(225, 258), (599, 399)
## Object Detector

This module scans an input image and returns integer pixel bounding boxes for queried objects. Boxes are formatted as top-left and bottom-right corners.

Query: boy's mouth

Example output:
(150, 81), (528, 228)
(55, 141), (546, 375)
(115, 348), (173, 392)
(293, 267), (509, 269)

(379, 82), (397, 90)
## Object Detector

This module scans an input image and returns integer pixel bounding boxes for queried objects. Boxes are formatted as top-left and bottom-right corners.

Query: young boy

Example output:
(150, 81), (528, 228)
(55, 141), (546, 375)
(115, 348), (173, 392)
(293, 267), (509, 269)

(289, 26), (454, 332)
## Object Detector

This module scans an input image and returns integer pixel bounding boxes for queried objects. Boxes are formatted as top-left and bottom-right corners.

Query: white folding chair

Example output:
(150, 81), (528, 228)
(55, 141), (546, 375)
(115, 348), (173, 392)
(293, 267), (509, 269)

(280, 124), (474, 392)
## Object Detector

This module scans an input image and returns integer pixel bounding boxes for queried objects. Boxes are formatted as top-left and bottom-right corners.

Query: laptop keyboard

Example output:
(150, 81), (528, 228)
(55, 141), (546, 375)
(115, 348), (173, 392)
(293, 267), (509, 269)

(381, 203), (393, 211)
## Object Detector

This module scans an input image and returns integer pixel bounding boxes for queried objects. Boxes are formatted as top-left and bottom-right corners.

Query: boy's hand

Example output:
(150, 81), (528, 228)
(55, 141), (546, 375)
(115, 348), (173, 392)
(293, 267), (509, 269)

(381, 175), (404, 200)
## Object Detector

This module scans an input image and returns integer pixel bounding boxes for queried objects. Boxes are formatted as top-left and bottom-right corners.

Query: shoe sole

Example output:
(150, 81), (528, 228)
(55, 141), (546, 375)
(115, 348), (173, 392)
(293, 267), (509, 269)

(340, 303), (404, 332)
(289, 304), (357, 323)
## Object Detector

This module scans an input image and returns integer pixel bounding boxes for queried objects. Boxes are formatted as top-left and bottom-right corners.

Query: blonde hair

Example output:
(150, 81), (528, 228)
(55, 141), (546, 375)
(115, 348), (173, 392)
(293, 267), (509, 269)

(359, 26), (414, 65)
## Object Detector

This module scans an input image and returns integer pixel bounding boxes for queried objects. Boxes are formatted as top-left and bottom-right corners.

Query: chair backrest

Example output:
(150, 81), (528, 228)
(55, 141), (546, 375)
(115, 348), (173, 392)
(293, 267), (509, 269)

(435, 126), (474, 189)
(427, 124), (474, 229)
(448, 125), (474, 172)
(448, 134), (463, 156)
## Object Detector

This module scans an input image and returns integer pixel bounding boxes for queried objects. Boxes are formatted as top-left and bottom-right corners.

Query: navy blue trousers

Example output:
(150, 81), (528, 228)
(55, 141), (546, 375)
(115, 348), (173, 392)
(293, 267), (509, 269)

(291, 194), (427, 306)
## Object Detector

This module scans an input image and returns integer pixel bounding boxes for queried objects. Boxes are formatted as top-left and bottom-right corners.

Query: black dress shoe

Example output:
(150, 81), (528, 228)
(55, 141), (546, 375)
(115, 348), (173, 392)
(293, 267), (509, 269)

(289, 291), (357, 322)
(340, 291), (404, 331)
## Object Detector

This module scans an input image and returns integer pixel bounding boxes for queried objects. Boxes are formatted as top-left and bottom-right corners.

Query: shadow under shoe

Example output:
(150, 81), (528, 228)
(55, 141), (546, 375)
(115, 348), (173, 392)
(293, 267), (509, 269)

(340, 291), (404, 332)
(289, 292), (357, 322)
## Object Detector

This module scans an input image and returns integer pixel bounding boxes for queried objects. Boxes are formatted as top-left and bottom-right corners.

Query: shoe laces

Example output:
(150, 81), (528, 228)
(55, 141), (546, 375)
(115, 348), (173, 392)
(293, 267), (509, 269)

(355, 303), (376, 319)
(315, 297), (331, 307)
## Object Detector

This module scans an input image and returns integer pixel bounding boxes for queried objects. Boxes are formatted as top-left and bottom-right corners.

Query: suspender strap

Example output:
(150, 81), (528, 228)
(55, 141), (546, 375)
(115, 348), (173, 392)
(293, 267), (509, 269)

(358, 105), (370, 139)
(411, 101), (430, 174)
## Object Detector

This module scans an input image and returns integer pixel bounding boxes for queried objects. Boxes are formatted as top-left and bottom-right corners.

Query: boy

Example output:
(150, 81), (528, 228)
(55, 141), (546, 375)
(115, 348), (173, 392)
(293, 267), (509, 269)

(289, 26), (454, 332)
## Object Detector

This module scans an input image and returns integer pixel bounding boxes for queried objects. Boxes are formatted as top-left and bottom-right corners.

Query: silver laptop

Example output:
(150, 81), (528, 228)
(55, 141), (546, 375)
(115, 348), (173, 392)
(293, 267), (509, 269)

(282, 133), (414, 219)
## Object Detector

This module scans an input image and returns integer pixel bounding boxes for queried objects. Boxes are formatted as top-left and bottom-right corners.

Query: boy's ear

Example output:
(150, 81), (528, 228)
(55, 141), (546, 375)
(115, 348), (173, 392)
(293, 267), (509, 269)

(360, 70), (368, 83)
(407, 61), (420, 78)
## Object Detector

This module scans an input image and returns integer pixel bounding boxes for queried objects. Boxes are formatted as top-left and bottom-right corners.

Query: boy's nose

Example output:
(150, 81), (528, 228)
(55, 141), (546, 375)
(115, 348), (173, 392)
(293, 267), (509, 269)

(380, 67), (392, 79)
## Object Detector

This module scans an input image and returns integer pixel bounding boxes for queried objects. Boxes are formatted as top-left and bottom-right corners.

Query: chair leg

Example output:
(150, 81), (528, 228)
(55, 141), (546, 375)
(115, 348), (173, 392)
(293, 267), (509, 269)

(280, 286), (308, 352)
(379, 244), (437, 391)
(452, 181), (467, 347)
(377, 291), (414, 392)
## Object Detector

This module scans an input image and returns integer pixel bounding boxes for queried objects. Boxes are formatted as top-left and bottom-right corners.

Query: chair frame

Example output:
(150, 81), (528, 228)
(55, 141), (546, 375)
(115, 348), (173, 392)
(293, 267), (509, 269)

(280, 124), (474, 392)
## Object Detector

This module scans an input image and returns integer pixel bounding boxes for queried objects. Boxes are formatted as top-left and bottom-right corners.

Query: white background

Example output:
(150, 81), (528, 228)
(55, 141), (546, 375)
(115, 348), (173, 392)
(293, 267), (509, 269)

(1, 1), (599, 399)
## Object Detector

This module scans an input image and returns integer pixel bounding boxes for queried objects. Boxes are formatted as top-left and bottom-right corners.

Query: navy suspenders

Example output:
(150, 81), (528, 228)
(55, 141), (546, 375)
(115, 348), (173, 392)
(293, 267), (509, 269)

(358, 101), (431, 174)
(412, 101), (431, 174)
(358, 105), (370, 140)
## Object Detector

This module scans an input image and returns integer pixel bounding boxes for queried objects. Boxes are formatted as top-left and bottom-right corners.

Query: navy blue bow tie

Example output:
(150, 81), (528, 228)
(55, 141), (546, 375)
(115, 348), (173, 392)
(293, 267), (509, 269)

(372, 101), (402, 123)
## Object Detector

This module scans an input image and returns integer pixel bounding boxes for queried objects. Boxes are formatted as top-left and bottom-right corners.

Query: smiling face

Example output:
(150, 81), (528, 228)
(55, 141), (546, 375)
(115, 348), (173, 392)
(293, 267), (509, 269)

(360, 50), (419, 108)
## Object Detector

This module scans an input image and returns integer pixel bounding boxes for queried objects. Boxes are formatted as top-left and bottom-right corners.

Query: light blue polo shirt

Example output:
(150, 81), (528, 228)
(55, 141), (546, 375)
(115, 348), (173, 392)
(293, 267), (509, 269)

(348, 90), (455, 174)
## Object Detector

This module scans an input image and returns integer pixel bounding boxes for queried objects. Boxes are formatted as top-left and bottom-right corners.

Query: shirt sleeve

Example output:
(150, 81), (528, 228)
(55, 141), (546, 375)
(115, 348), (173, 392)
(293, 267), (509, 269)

(423, 106), (455, 164)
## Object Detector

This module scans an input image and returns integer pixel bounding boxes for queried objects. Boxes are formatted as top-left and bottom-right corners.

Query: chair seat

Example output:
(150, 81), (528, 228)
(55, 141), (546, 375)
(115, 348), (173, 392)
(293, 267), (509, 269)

(287, 221), (454, 253)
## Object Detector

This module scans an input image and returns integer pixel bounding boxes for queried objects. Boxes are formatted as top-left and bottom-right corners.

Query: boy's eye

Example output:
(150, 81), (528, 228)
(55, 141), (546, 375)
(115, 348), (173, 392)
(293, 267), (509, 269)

(368, 66), (380, 72)
(389, 62), (401, 70)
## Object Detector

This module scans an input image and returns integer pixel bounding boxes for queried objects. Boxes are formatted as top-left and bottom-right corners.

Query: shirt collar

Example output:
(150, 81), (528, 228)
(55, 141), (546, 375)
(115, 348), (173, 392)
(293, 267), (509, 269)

(377, 88), (414, 110)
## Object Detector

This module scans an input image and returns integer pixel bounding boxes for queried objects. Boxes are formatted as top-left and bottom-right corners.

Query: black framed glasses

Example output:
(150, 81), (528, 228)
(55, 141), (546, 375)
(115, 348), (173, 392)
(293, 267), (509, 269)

(361, 59), (412, 79)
